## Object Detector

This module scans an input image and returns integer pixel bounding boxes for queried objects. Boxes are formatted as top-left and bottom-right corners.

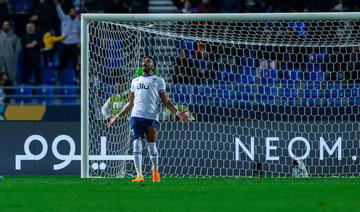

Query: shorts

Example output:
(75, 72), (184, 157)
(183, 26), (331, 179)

(130, 117), (158, 141)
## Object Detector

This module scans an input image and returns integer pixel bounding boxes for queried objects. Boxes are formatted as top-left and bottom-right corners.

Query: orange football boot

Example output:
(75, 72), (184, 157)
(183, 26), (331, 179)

(132, 175), (144, 182)
(152, 170), (160, 182)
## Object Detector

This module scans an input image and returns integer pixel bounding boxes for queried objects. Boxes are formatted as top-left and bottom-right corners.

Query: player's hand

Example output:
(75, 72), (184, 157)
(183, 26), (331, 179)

(177, 109), (192, 123)
(107, 115), (118, 128)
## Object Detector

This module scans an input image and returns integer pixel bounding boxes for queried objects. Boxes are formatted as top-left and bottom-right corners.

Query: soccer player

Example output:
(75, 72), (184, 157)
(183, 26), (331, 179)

(101, 81), (130, 119)
(107, 57), (192, 182)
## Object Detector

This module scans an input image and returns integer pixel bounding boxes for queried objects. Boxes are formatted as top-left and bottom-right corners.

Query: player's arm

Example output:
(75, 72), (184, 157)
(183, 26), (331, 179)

(101, 97), (111, 118)
(107, 92), (134, 128)
(160, 91), (192, 123)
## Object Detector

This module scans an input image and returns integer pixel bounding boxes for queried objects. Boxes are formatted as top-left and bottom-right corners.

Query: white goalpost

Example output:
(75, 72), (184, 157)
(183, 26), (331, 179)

(81, 13), (360, 178)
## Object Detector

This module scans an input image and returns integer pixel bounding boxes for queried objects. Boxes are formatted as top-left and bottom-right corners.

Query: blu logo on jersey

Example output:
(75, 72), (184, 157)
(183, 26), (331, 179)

(137, 83), (150, 89)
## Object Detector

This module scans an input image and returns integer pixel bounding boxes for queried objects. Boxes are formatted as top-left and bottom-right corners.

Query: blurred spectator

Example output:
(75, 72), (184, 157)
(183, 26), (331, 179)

(84, 0), (103, 12)
(307, 0), (332, 12)
(219, 0), (244, 13)
(9, 0), (33, 35)
(258, 44), (279, 77)
(54, 0), (80, 76)
(29, 0), (59, 36)
(323, 47), (341, 81)
(59, 0), (73, 13)
(104, 0), (129, 13)
(348, 46), (360, 81)
(342, 0), (360, 11)
(0, 0), (12, 26)
(73, 0), (80, 7)
(194, 39), (216, 83)
(42, 29), (65, 68)
(263, 0), (296, 12)
(131, 0), (149, 13)
(0, 20), (22, 83)
(180, 0), (196, 13)
(76, 0), (88, 15)
(290, 0), (310, 12)
(0, 73), (6, 104)
(21, 22), (44, 84)
(172, 49), (195, 84)
(196, 0), (217, 13)
(173, 0), (197, 9)
(195, 38), (214, 59)
(0, 72), (12, 104)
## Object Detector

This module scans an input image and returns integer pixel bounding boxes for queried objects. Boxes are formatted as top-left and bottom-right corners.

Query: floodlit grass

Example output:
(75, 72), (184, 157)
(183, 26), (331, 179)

(0, 176), (359, 212)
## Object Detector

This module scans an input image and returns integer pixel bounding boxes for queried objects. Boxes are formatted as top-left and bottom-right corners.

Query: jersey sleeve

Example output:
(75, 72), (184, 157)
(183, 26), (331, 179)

(158, 77), (166, 94)
(101, 98), (111, 118)
(131, 79), (136, 93)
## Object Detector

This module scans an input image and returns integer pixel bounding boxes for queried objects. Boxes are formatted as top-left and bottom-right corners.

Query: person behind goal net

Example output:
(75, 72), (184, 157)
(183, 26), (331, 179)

(107, 56), (193, 182)
(101, 80), (131, 120)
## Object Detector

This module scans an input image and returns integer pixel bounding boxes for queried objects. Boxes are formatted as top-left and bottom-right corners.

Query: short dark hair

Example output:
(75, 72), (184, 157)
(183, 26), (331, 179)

(3, 20), (12, 26)
(145, 56), (156, 67)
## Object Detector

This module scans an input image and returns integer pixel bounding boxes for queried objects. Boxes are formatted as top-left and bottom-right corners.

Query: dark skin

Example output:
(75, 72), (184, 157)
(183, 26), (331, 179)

(107, 57), (192, 142)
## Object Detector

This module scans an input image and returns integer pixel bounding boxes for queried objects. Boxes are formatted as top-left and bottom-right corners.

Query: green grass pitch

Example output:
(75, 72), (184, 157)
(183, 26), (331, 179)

(0, 176), (359, 212)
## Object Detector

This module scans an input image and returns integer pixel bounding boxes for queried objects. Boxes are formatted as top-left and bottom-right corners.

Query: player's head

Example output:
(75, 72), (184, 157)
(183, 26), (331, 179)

(142, 57), (156, 73)
(115, 81), (125, 93)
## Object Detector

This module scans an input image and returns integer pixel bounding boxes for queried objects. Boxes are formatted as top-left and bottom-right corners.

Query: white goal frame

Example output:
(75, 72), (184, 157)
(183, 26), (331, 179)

(81, 12), (360, 178)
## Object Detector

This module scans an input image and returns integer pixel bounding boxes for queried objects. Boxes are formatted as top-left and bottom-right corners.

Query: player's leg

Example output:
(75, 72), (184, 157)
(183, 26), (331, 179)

(131, 117), (145, 182)
(145, 124), (160, 182)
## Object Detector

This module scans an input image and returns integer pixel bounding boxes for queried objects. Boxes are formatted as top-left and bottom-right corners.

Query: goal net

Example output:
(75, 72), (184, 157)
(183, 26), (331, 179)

(81, 13), (360, 178)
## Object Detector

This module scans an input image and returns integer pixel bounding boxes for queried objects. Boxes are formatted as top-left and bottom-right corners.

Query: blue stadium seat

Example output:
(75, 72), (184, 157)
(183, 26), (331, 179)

(236, 92), (254, 104)
(345, 87), (359, 98)
(260, 78), (277, 86)
(36, 84), (55, 104)
(279, 87), (298, 98)
(59, 83), (77, 104)
(193, 86), (211, 96)
(256, 94), (275, 105)
(237, 67), (255, 84)
(280, 79), (300, 88)
(348, 97), (360, 105)
(288, 21), (306, 36)
(283, 68), (301, 81)
(280, 97), (296, 106)
(221, 72), (236, 83)
(59, 68), (77, 84)
(16, 51), (24, 83)
(260, 68), (278, 85)
(216, 71), (223, 82)
(303, 89), (321, 98)
(14, 84), (32, 104)
(303, 98), (321, 106)
(234, 84), (253, 93)
(174, 93), (192, 104)
(323, 82), (343, 99)
(174, 84), (191, 94)
(176, 38), (195, 58)
(214, 88), (232, 99)
(196, 96), (211, 105)
(258, 85), (277, 96)
(305, 68), (323, 82)
(53, 52), (60, 67)
(305, 52), (324, 63)
(322, 98), (342, 106)
(42, 67), (56, 84)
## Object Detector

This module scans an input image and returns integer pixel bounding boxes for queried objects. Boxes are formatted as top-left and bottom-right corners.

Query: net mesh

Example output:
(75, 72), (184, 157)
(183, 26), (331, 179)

(86, 18), (360, 177)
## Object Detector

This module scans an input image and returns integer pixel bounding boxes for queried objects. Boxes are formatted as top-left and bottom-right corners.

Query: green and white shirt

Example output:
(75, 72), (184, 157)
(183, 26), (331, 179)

(101, 90), (131, 118)
(163, 105), (195, 121)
